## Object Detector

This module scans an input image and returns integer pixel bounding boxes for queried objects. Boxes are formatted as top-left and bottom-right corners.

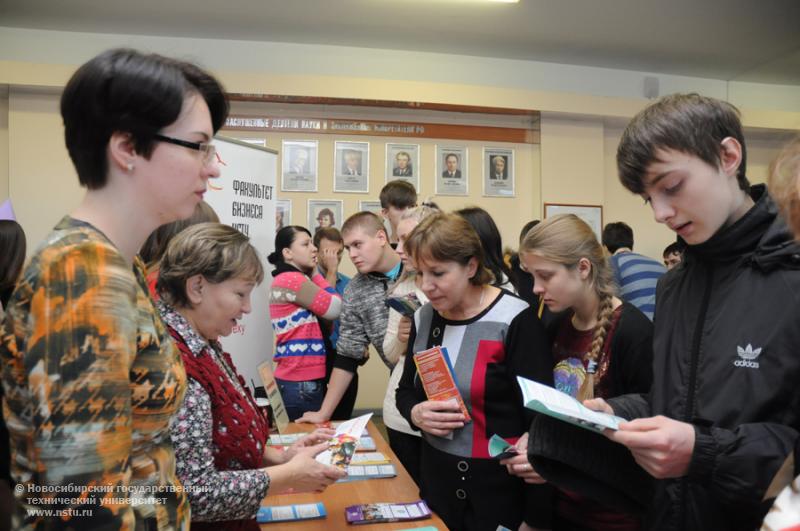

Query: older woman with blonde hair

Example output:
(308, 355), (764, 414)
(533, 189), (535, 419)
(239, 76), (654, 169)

(396, 212), (553, 531)
(157, 223), (344, 531)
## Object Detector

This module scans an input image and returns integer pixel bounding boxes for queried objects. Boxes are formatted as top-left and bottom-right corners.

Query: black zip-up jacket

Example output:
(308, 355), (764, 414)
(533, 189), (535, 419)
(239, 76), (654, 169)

(608, 184), (800, 530)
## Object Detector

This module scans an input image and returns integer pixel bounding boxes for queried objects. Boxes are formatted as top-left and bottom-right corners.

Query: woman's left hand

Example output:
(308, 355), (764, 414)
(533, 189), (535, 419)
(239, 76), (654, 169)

(284, 428), (335, 462)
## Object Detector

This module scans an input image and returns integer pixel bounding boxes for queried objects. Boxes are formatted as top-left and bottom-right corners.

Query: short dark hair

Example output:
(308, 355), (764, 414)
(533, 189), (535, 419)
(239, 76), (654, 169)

(617, 93), (749, 194)
(379, 181), (417, 209)
(0, 220), (26, 308)
(518, 220), (540, 244)
(663, 241), (686, 258)
(602, 222), (634, 253)
(61, 48), (229, 190)
(313, 227), (343, 249)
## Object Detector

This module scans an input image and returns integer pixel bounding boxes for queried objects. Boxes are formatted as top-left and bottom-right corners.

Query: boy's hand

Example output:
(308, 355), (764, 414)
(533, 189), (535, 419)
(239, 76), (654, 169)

(607, 415), (695, 478)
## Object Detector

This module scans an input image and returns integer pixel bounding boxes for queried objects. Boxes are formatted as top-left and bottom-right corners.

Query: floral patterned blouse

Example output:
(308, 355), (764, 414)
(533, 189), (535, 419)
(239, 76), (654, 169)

(158, 302), (270, 522)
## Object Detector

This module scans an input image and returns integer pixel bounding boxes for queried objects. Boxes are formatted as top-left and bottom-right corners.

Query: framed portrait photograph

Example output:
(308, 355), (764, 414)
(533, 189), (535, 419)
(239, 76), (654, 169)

(544, 203), (604, 241)
(435, 145), (468, 196)
(281, 140), (318, 192)
(308, 199), (344, 235)
(385, 143), (420, 190)
(483, 147), (515, 197)
(334, 141), (370, 193)
(275, 199), (291, 233)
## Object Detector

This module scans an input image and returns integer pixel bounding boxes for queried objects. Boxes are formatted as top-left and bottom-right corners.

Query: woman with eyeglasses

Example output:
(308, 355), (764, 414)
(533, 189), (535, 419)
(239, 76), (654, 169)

(0, 48), (226, 529)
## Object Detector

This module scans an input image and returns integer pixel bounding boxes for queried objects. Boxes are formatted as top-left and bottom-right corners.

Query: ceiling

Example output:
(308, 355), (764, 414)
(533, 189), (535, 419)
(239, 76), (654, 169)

(2, 0), (800, 85)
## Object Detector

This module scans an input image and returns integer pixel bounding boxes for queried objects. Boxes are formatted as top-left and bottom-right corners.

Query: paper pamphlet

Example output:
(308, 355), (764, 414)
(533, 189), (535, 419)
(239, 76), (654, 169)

(337, 464), (398, 483)
(345, 500), (432, 524)
(413, 346), (471, 421)
(256, 503), (326, 523)
(516, 376), (627, 433)
(315, 413), (373, 468)
(257, 361), (289, 433)
(488, 434), (519, 460)
(385, 292), (422, 317)
(350, 452), (390, 465)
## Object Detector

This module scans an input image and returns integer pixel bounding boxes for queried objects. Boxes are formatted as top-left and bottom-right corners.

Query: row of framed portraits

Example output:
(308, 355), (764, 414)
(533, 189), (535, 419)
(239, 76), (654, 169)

(282, 140), (515, 197)
(275, 199), (387, 236)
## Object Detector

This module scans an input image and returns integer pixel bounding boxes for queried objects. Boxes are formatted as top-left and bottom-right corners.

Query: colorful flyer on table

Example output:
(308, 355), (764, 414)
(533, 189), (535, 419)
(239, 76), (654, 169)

(315, 413), (373, 468)
(345, 500), (432, 524)
(256, 503), (326, 523)
(413, 346), (471, 421)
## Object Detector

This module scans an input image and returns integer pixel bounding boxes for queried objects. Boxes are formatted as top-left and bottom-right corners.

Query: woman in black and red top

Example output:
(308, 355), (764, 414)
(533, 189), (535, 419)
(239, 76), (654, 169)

(156, 223), (344, 530)
(513, 214), (653, 531)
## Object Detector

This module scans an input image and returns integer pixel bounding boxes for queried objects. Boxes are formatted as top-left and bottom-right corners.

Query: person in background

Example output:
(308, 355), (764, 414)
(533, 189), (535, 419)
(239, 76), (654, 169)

(396, 212), (554, 531)
(661, 241), (685, 270)
(0, 219), (26, 531)
(382, 204), (439, 485)
(1, 48), (227, 528)
(585, 93), (800, 530)
(509, 219), (541, 309)
(601, 221), (665, 321)
(268, 225), (342, 420)
(298, 212), (402, 424)
(313, 226), (358, 420)
(456, 206), (517, 293)
(158, 223), (344, 530)
(510, 213), (653, 531)
(379, 180), (418, 246)
(760, 136), (800, 530)
(140, 199), (219, 298)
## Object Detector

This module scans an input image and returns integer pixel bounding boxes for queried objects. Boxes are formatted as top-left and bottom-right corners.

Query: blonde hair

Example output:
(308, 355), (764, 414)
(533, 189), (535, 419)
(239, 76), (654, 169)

(341, 211), (387, 238)
(390, 203), (441, 292)
(520, 214), (616, 401)
(157, 222), (264, 308)
(404, 212), (493, 286)
(768, 136), (800, 239)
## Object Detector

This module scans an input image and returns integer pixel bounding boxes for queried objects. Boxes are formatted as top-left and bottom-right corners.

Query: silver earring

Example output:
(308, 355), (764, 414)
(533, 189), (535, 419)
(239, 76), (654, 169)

(126, 162), (134, 172)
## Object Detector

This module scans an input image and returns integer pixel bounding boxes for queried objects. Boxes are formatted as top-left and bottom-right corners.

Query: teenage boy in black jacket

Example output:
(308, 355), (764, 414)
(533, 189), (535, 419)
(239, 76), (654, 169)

(586, 93), (800, 530)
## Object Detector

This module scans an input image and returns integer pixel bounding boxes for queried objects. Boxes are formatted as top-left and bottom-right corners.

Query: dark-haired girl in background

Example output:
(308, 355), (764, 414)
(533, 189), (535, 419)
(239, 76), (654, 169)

(1, 48), (228, 528)
(456, 206), (518, 293)
(268, 225), (342, 420)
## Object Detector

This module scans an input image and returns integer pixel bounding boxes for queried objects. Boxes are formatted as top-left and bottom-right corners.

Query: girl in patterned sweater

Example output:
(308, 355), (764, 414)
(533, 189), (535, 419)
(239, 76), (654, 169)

(269, 226), (343, 420)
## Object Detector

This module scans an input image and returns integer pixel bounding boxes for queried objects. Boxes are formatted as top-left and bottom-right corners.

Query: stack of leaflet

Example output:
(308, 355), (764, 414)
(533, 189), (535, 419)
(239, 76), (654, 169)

(345, 500), (432, 524)
(256, 503), (326, 523)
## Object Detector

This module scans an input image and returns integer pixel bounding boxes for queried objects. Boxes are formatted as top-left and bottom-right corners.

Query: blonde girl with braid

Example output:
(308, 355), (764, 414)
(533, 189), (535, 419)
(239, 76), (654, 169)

(508, 214), (654, 531)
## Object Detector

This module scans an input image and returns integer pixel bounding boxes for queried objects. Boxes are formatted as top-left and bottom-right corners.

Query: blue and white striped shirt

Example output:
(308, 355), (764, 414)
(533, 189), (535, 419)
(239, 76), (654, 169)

(609, 251), (666, 321)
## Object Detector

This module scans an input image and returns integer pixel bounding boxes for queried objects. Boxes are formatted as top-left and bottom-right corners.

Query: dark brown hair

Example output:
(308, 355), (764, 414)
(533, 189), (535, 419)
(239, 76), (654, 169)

(0, 220), (26, 308)
(617, 93), (749, 194)
(379, 180), (417, 209)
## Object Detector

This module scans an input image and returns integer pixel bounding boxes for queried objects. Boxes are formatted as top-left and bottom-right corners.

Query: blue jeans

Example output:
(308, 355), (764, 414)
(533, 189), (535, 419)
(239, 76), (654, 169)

(275, 378), (325, 421)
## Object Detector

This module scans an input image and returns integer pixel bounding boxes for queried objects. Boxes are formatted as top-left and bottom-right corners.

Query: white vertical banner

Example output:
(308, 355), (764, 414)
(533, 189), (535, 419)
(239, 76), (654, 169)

(205, 136), (277, 389)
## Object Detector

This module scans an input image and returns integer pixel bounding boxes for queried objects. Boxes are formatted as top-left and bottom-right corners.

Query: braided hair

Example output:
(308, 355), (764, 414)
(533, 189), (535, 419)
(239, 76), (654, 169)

(520, 214), (617, 401)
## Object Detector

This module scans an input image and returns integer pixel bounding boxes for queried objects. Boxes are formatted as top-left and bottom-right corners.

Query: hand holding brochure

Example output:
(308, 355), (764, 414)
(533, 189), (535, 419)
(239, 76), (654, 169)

(315, 413), (373, 469)
(516, 376), (627, 433)
(488, 434), (519, 460)
(345, 500), (432, 524)
(413, 346), (471, 421)
(385, 292), (422, 317)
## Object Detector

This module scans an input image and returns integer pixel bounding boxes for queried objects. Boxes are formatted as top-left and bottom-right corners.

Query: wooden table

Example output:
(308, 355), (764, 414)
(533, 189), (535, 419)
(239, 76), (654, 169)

(259, 421), (445, 530)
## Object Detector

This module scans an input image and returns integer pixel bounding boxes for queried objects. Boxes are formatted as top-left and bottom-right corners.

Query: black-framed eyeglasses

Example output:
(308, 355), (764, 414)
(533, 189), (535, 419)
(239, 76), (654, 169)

(153, 134), (216, 165)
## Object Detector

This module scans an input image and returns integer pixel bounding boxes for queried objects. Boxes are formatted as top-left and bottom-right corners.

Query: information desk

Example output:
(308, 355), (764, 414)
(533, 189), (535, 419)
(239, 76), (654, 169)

(260, 421), (445, 530)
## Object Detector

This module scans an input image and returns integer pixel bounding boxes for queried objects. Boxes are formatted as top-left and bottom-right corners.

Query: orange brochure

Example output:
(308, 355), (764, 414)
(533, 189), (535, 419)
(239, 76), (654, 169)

(412, 346), (471, 421)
